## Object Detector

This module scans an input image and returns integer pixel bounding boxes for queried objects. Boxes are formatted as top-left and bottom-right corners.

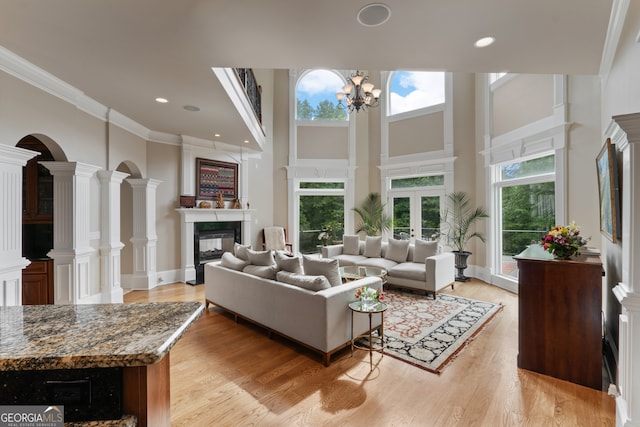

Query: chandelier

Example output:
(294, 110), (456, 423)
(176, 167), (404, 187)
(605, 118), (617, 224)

(336, 70), (382, 113)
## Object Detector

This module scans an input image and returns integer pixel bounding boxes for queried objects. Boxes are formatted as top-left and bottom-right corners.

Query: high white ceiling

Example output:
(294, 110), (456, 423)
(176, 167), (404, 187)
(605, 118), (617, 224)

(0, 0), (614, 151)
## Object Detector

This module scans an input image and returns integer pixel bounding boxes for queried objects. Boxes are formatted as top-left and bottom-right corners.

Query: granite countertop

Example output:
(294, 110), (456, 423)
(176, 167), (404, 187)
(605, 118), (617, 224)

(0, 301), (204, 371)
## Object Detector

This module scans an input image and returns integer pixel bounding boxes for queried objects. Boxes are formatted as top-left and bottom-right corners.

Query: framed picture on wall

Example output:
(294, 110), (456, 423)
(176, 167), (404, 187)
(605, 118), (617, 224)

(595, 138), (621, 243)
(196, 158), (238, 200)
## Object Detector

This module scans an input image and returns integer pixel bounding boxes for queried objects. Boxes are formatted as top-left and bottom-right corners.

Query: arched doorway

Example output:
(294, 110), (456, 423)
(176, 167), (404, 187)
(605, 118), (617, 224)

(17, 135), (55, 304)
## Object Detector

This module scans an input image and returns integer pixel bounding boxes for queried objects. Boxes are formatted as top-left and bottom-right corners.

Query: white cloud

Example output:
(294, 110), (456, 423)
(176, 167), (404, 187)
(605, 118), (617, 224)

(390, 71), (445, 115)
(297, 70), (344, 95)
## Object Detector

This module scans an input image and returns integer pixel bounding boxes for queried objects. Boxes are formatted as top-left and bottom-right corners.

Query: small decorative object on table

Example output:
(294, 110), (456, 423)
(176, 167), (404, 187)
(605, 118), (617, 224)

(216, 193), (225, 208)
(540, 221), (590, 260)
(355, 285), (384, 310)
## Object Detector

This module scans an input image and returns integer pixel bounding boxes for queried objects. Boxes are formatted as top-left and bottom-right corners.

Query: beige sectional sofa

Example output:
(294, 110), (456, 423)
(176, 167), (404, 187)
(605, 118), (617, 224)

(322, 235), (455, 297)
(204, 247), (383, 366)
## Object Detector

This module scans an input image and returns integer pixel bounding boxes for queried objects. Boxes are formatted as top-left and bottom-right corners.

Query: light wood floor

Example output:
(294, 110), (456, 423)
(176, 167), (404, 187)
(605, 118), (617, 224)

(124, 280), (615, 426)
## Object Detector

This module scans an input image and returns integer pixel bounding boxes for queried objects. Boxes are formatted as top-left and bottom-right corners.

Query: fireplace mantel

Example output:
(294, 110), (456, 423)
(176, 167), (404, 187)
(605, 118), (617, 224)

(177, 208), (254, 283)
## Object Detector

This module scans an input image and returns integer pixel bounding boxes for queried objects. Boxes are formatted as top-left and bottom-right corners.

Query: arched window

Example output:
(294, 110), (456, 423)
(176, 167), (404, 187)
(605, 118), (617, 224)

(388, 71), (445, 116)
(296, 70), (347, 121)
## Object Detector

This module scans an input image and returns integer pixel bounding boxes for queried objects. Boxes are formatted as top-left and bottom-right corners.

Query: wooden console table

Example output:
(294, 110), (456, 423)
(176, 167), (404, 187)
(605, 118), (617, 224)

(515, 254), (603, 389)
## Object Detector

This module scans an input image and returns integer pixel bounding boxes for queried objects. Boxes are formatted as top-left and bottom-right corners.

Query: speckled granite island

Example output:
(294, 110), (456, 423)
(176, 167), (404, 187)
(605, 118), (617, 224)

(0, 302), (204, 427)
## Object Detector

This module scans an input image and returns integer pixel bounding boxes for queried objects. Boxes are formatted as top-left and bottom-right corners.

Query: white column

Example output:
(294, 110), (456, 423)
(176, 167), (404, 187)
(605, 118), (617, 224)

(0, 145), (37, 306)
(98, 170), (129, 303)
(41, 162), (100, 305)
(611, 112), (640, 427)
(126, 178), (161, 290)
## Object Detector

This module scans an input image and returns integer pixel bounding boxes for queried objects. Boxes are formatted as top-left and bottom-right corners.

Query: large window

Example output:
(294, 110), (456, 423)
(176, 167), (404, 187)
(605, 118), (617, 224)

(296, 70), (347, 121)
(388, 71), (445, 116)
(496, 154), (556, 277)
(297, 181), (345, 254)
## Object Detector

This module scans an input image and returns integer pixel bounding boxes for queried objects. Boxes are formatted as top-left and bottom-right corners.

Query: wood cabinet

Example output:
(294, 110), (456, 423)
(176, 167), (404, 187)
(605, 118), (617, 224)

(22, 259), (54, 305)
(515, 255), (603, 390)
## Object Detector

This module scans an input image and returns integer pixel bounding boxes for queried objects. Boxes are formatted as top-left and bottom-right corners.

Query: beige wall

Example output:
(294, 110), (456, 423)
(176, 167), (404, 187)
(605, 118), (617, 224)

(297, 126), (348, 159)
(492, 74), (554, 136)
(147, 141), (181, 272)
(566, 75), (602, 246)
(271, 68), (289, 235)
(388, 111), (444, 157)
(453, 73), (486, 265)
(0, 73), (107, 167)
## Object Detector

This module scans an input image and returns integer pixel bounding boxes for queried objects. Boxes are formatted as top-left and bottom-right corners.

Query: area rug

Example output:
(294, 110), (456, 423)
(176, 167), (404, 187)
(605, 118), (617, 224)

(362, 289), (502, 373)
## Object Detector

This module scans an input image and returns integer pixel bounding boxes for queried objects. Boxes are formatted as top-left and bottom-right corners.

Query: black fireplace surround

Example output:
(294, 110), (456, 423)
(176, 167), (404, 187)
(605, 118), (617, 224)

(191, 221), (241, 284)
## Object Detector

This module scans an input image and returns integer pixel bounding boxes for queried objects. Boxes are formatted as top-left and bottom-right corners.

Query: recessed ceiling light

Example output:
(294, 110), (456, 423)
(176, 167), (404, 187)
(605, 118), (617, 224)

(474, 36), (495, 48)
(183, 105), (200, 112)
(155, 97), (169, 103)
(357, 3), (391, 27)
(214, 133), (221, 138)
(243, 140), (250, 144)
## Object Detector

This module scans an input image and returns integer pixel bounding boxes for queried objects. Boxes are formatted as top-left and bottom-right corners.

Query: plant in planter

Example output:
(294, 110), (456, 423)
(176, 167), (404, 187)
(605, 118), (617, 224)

(353, 192), (393, 236)
(439, 191), (489, 282)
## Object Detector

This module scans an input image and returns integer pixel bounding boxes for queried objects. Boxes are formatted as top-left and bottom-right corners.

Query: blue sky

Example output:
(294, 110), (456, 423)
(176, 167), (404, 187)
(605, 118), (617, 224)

(296, 69), (445, 114)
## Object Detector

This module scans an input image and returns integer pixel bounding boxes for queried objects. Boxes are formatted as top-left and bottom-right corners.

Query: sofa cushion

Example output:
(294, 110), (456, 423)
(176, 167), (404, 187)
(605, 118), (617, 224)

(342, 235), (360, 255)
(358, 257), (398, 271)
(386, 238), (410, 263)
(234, 243), (251, 261)
(303, 255), (342, 287)
(363, 236), (382, 258)
(389, 262), (427, 282)
(220, 252), (248, 271)
(247, 248), (275, 266)
(242, 264), (277, 280)
(331, 254), (369, 267)
(275, 252), (303, 274)
(276, 271), (331, 292)
(413, 239), (438, 262)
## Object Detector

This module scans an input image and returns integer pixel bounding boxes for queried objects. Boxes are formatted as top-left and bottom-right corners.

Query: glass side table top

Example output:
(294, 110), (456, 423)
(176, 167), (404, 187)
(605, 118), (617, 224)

(348, 300), (388, 313)
(340, 266), (388, 283)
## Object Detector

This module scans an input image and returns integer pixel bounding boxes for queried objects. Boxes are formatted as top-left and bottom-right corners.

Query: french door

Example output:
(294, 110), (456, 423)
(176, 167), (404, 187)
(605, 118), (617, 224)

(391, 190), (442, 241)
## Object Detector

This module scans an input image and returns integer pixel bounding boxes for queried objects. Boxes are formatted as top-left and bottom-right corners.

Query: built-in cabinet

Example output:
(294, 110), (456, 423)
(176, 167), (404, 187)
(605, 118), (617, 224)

(18, 136), (55, 305)
(22, 259), (54, 305)
(515, 255), (604, 390)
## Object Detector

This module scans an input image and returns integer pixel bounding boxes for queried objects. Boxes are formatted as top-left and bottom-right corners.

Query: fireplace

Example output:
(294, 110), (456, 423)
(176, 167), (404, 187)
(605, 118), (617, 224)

(177, 208), (253, 285)
(191, 221), (241, 284)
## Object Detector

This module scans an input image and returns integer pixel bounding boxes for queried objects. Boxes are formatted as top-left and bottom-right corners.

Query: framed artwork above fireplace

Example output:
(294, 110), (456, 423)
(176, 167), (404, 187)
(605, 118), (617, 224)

(196, 158), (238, 200)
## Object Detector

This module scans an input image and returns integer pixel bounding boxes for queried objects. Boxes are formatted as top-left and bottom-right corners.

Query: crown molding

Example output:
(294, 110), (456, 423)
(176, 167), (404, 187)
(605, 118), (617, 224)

(0, 45), (108, 122)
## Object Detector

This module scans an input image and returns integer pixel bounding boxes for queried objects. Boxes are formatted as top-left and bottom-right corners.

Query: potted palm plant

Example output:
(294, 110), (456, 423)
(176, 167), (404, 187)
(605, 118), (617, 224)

(353, 192), (393, 236)
(439, 191), (489, 282)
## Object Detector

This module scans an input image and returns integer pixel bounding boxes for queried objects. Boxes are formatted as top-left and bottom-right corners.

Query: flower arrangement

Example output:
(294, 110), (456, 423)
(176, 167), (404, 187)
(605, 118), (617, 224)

(354, 285), (384, 303)
(317, 224), (334, 246)
(540, 221), (590, 260)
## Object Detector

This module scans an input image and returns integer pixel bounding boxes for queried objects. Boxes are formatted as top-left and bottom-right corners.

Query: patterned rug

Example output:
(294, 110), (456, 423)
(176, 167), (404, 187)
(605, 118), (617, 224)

(363, 289), (502, 373)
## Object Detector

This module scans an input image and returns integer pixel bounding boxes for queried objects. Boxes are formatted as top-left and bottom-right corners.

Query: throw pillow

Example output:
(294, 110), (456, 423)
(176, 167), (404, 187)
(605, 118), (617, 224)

(276, 271), (331, 292)
(220, 252), (248, 271)
(275, 254), (303, 274)
(247, 249), (275, 266)
(342, 234), (360, 255)
(302, 255), (342, 287)
(242, 264), (277, 280)
(413, 239), (438, 263)
(386, 238), (410, 263)
(363, 236), (383, 258)
(234, 243), (251, 261)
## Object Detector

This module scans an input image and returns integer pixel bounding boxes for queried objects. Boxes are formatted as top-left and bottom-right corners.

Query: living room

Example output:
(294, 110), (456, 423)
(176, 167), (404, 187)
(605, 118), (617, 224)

(0, 1), (639, 426)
